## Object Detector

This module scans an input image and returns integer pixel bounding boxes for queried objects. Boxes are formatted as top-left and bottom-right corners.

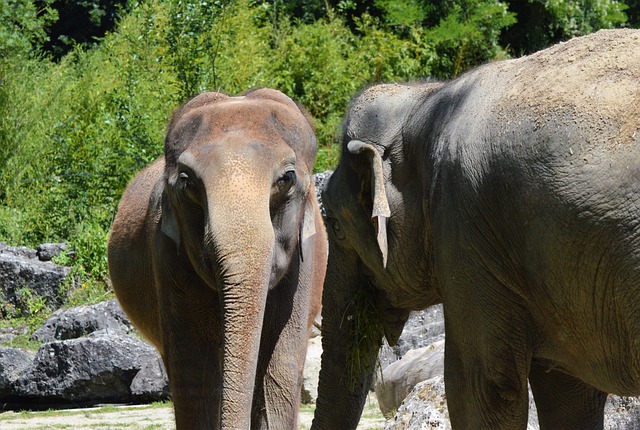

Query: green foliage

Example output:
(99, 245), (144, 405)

(544, 0), (628, 37)
(43, 0), (129, 59)
(626, 0), (639, 27)
(422, 0), (516, 78)
(501, 0), (629, 54)
(0, 0), (58, 60)
(0, 0), (178, 294)
(376, 0), (427, 28)
(0, 286), (49, 334)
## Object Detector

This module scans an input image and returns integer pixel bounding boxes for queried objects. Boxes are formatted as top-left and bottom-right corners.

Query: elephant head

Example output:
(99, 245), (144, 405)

(158, 89), (318, 428)
(312, 83), (444, 429)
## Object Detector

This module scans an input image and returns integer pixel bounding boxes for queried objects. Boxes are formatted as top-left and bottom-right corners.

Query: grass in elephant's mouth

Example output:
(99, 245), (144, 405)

(347, 281), (386, 390)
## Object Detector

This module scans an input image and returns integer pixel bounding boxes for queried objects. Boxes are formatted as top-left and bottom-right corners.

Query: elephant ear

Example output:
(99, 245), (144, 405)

(347, 140), (391, 268)
(298, 194), (317, 262)
(161, 191), (181, 249)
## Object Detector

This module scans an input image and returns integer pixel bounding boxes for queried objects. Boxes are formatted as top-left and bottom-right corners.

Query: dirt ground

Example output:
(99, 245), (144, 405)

(0, 393), (386, 430)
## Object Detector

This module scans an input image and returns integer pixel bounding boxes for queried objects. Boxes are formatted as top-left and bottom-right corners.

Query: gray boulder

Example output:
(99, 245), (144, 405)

(385, 376), (451, 430)
(0, 243), (71, 317)
(36, 243), (69, 262)
(605, 396), (640, 430)
(0, 347), (35, 397)
(385, 373), (540, 430)
(9, 334), (157, 407)
(31, 299), (133, 342)
(313, 171), (332, 218)
(0, 325), (29, 344)
(130, 354), (170, 403)
(376, 341), (444, 417)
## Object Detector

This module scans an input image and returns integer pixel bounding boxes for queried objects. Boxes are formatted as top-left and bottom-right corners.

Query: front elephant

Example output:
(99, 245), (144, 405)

(313, 29), (640, 430)
(108, 89), (327, 429)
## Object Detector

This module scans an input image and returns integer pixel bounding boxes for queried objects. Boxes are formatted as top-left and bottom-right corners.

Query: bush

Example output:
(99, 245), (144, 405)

(0, 0), (58, 61)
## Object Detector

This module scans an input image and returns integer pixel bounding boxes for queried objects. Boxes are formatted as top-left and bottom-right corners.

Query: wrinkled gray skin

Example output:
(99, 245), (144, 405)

(312, 29), (640, 430)
(108, 89), (327, 430)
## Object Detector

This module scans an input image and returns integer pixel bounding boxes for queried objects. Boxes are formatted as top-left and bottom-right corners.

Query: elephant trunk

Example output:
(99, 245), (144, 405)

(312, 240), (381, 429)
(206, 193), (274, 430)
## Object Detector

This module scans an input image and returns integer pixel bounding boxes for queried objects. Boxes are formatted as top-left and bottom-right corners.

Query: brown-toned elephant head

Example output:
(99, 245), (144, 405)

(109, 88), (326, 429)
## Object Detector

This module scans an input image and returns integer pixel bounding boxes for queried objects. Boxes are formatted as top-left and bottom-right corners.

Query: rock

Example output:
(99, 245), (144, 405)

(0, 347), (35, 397)
(0, 243), (71, 317)
(130, 354), (170, 403)
(385, 376), (450, 430)
(0, 325), (29, 344)
(313, 171), (332, 218)
(8, 334), (157, 407)
(36, 243), (68, 262)
(302, 336), (322, 404)
(604, 396), (640, 430)
(31, 299), (133, 342)
(376, 341), (444, 417)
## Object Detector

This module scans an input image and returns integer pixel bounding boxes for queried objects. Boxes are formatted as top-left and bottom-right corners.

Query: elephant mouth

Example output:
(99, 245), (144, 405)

(184, 242), (221, 293)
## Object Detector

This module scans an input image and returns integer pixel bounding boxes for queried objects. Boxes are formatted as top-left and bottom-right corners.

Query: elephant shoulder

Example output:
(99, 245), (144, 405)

(110, 157), (165, 247)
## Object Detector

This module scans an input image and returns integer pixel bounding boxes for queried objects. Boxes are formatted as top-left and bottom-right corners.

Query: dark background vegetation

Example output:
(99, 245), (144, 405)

(0, 0), (637, 322)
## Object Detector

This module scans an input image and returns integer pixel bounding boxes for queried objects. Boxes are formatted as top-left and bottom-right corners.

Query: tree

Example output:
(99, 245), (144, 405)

(500, 0), (628, 54)
(40, 0), (127, 59)
(0, 0), (58, 60)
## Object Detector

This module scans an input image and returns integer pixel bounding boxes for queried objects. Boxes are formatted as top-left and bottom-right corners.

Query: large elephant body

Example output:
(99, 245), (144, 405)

(313, 29), (640, 430)
(108, 89), (327, 429)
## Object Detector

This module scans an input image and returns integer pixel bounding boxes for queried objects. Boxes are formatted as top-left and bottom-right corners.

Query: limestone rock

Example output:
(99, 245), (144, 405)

(0, 347), (35, 397)
(376, 341), (444, 417)
(31, 299), (133, 342)
(9, 334), (156, 407)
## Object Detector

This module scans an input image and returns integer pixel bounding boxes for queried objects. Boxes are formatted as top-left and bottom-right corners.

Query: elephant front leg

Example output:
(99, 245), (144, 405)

(252, 281), (309, 429)
(529, 361), (607, 430)
(159, 283), (223, 429)
(443, 284), (532, 429)
(165, 340), (222, 429)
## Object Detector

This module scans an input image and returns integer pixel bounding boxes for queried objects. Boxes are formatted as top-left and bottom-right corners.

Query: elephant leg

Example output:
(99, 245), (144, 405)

(529, 361), (606, 430)
(159, 281), (223, 429)
(443, 282), (531, 430)
(252, 276), (309, 429)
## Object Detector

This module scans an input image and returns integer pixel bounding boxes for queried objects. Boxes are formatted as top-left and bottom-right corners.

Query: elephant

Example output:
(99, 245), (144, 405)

(107, 88), (327, 430)
(312, 29), (640, 430)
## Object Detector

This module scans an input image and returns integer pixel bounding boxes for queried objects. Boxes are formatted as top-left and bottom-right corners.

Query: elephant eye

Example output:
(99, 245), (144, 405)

(179, 171), (193, 187)
(276, 170), (296, 189)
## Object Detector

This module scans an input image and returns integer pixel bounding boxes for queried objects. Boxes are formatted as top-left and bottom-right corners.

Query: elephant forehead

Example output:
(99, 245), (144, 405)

(190, 99), (308, 140)
(166, 96), (314, 175)
(180, 140), (295, 176)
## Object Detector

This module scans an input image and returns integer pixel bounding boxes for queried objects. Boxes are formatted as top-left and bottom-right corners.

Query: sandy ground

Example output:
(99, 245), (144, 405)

(0, 393), (386, 430)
